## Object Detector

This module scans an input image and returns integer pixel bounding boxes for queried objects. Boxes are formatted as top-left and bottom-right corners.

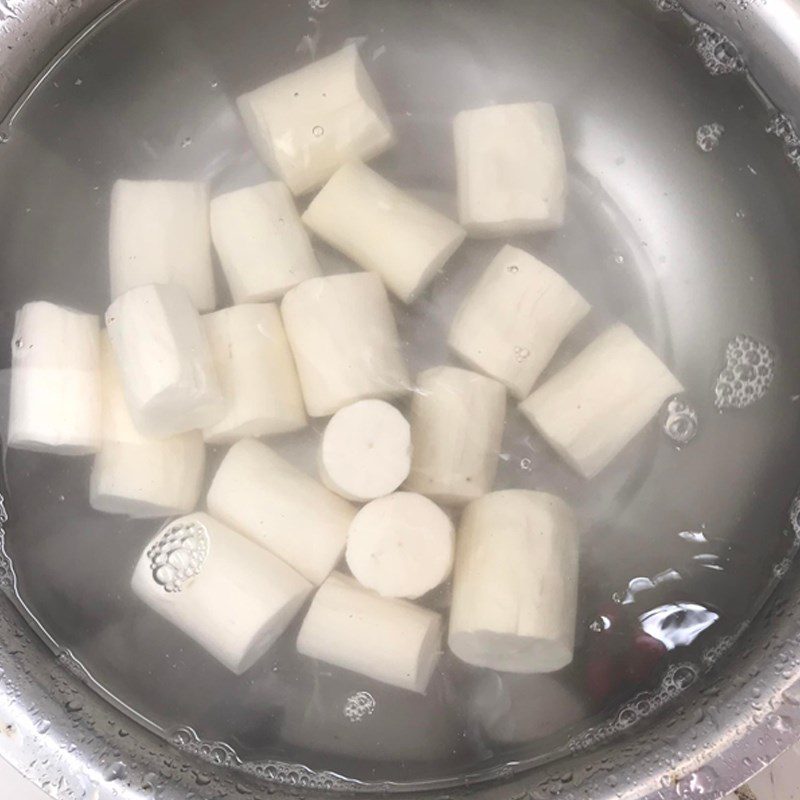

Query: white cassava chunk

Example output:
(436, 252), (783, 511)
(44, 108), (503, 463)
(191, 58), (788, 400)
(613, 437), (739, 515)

(405, 366), (506, 506)
(237, 45), (394, 195)
(449, 246), (590, 399)
(297, 572), (442, 693)
(132, 512), (312, 675)
(302, 162), (466, 302)
(105, 284), (224, 438)
(319, 399), (410, 501)
(346, 492), (454, 599)
(202, 304), (306, 444)
(207, 438), (355, 584)
(520, 323), (684, 479)
(449, 490), (579, 673)
(280, 273), (409, 417)
(90, 334), (204, 517)
(8, 302), (101, 455)
(454, 102), (567, 236)
(109, 179), (215, 311)
(210, 182), (320, 303)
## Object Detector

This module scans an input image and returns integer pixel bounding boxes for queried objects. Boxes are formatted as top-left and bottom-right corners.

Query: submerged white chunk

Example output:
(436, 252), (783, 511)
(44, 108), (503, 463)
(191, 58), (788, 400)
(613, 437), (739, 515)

(319, 399), (411, 502)
(109, 179), (215, 311)
(8, 302), (101, 455)
(303, 162), (466, 302)
(237, 45), (395, 196)
(346, 492), (454, 599)
(207, 438), (355, 584)
(90, 334), (204, 517)
(210, 182), (321, 303)
(449, 245), (590, 399)
(132, 512), (312, 675)
(202, 304), (306, 444)
(520, 323), (684, 478)
(405, 366), (506, 506)
(454, 102), (567, 237)
(449, 490), (579, 673)
(105, 284), (224, 438)
(297, 572), (442, 693)
(280, 273), (409, 417)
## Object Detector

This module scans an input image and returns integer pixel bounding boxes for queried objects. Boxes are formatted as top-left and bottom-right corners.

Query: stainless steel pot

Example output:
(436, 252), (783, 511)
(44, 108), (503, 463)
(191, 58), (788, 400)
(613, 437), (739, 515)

(2, 1), (800, 798)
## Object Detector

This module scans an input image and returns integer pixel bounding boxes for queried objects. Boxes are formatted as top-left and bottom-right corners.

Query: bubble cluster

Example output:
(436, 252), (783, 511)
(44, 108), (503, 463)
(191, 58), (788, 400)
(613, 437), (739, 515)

(714, 334), (775, 410)
(652, 0), (679, 10)
(701, 623), (748, 669)
(696, 122), (725, 152)
(693, 24), (745, 75)
(790, 492), (800, 539)
(147, 520), (209, 593)
(170, 724), (357, 790)
(568, 663), (699, 752)
(663, 397), (699, 446)
(343, 690), (376, 722)
(767, 113), (800, 172)
(514, 346), (530, 362)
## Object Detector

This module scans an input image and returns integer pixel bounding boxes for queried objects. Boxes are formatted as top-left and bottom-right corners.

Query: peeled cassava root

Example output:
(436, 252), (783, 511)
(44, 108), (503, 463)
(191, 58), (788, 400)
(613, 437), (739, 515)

(237, 45), (394, 196)
(454, 102), (567, 237)
(519, 323), (684, 478)
(302, 161), (466, 303)
(207, 438), (354, 584)
(202, 303), (306, 444)
(319, 399), (411, 502)
(280, 273), (409, 417)
(297, 572), (442, 693)
(449, 245), (590, 400)
(405, 366), (506, 506)
(90, 333), (205, 517)
(345, 492), (454, 599)
(8, 301), (101, 455)
(132, 512), (311, 675)
(448, 490), (579, 674)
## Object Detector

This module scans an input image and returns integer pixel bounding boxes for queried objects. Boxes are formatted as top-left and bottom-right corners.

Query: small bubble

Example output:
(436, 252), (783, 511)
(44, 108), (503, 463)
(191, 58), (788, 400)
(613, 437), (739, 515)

(180, 137), (192, 149)
(13, 338), (23, 349)
(312, 125), (324, 137)
(507, 264), (519, 273)
(696, 122), (725, 152)
(663, 397), (699, 446)
(210, 81), (219, 89)
(613, 253), (625, 265)
(520, 457), (533, 472)
(514, 346), (530, 363)
(74, 77), (82, 86)
(344, 691), (375, 722)
(735, 209), (747, 219)
(0, 132), (8, 144)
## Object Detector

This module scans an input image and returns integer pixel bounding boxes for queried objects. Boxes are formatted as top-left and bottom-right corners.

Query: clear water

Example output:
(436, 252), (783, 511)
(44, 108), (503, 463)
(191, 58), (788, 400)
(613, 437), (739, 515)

(1, 0), (800, 789)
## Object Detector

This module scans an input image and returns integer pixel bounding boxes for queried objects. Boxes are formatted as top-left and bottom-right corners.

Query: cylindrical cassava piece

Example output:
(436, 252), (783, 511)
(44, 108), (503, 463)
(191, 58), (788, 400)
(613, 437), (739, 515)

(210, 182), (320, 303)
(202, 304), (306, 444)
(280, 273), (409, 417)
(296, 572), (442, 693)
(302, 162), (466, 303)
(132, 513), (312, 675)
(405, 366), (506, 506)
(319, 399), (411, 502)
(207, 438), (354, 584)
(346, 492), (454, 599)
(8, 302), (101, 455)
(448, 490), (579, 673)
(519, 323), (684, 479)
(237, 44), (395, 196)
(109, 179), (215, 311)
(454, 102), (567, 237)
(90, 334), (204, 517)
(105, 284), (224, 438)
(449, 246), (590, 399)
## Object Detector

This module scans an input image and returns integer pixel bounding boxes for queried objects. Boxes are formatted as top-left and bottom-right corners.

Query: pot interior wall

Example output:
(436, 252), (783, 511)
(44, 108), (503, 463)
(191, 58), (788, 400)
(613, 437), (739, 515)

(0, 0), (799, 791)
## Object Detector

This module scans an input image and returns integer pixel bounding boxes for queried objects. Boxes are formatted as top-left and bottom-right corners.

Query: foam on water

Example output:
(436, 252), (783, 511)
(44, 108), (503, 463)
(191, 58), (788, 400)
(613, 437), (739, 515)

(714, 334), (775, 410)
